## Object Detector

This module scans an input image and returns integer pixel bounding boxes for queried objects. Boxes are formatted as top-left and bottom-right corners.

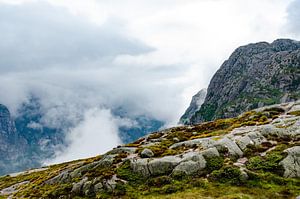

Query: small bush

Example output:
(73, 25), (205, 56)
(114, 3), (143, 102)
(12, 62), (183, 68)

(161, 184), (180, 194)
(246, 152), (285, 175)
(210, 166), (243, 185)
(113, 183), (127, 196)
(288, 111), (300, 116)
(191, 178), (208, 188)
(147, 176), (172, 187)
(116, 160), (144, 184)
(206, 156), (224, 173)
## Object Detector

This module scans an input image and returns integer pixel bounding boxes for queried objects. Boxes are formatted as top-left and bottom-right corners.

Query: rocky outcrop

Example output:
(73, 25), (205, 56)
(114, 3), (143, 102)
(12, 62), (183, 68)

(180, 88), (207, 124)
(184, 39), (300, 124)
(0, 104), (30, 175)
(280, 146), (300, 178)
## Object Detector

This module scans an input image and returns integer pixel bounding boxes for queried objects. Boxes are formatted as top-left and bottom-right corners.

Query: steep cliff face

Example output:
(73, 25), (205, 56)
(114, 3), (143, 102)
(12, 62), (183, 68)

(187, 39), (300, 124)
(179, 88), (207, 124)
(0, 105), (31, 175)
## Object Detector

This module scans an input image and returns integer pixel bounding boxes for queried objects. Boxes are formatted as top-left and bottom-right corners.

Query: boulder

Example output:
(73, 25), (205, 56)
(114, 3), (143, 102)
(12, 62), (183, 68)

(173, 160), (206, 176)
(141, 148), (154, 158)
(246, 131), (266, 145)
(280, 146), (300, 178)
(130, 159), (150, 177)
(109, 147), (137, 155)
(93, 182), (104, 193)
(181, 151), (205, 162)
(71, 177), (88, 195)
(82, 181), (94, 196)
(215, 137), (243, 157)
(201, 147), (220, 158)
(235, 135), (253, 150)
(46, 170), (71, 184)
(170, 137), (216, 149)
(148, 156), (181, 176)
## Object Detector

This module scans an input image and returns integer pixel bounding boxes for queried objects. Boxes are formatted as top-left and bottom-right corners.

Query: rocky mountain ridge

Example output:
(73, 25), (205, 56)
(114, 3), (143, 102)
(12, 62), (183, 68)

(185, 39), (300, 124)
(0, 99), (164, 176)
(1, 100), (299, 198)
(180, 88), (207, 124)
(0, 105), (32, 175)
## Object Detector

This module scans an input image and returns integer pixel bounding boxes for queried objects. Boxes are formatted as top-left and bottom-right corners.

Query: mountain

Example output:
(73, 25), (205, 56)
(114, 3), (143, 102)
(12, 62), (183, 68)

(0, 97), (164, 175)
(0, 105), (32, 175)
(184, 39), (300, 124)
(15, 97), (65, 167)
(179, 88), (207, 124)
(1, 100), (299, 198)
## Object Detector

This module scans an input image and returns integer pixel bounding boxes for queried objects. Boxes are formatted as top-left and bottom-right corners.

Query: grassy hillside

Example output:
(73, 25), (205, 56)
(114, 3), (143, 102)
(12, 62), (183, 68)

(1, 101), (300, 199)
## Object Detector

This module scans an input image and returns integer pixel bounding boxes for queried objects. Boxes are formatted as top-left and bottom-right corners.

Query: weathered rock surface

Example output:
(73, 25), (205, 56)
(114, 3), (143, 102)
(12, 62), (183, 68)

(280, 146), (300, 178)
(141, 148), (154, 158)
(180, 88), (207, 124)
(184, 39), (300, 124)
(0, 104), (30, 175)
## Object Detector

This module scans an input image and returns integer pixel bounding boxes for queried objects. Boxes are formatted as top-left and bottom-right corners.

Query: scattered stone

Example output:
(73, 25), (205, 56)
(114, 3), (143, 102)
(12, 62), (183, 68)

(173, 160), (206, 176)
(280, 146), (300, 178)
(215, 137), (243, 157)
(235, 135), (253, 150)
(141, 148), (154, 158)
(130, 159), (150, 177)
(71, 177), (88, 195)
(148, 156), (181, 176)
(0, 181), (29, 196)
(201, 147), (220, 158)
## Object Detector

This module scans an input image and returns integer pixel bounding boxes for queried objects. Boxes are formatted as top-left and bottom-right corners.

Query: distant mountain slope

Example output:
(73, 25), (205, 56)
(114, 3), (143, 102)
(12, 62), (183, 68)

(1, 100), (299, 198)
(0, 98), (164, 175)
(186, 39), (300, 124)
(0, 105), (31, 175)
(179, 88), (207, 124)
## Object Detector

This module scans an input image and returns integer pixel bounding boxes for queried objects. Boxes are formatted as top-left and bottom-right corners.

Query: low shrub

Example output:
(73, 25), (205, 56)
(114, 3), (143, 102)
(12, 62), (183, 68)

(205, 156), (224, 173)
(246, 152), (285, 175)
(209, 166), (244, 185)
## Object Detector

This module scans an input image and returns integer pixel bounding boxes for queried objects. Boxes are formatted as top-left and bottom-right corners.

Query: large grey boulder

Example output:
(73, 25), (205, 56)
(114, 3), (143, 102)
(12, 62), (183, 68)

(109, 147), (137, 155)
(173, 160), (206, 176)
(170, 137), (216, 149)
(148, 156), (181, 176)
(215, 137), (243, 157)
(130, 159), (150, 177)
(181, 151), (205, 162)
(280, 146), (300, 178)
(260, 124), (300, 140)
(235, 135), (253, 150)
(246, 131), (266, 145)
(71, 177), (88, 195)
(141, 148), (154, 158)
(201, 147), (220, 158)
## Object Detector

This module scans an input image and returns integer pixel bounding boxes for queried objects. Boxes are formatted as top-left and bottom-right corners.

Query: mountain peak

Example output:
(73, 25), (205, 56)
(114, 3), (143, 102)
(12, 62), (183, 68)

(184, 39), (300, 124)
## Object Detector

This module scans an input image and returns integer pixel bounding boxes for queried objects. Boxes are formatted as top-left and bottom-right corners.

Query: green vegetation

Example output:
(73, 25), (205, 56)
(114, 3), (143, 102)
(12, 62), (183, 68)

(205, 156), (224, 173)
(288, 110), (300, 116)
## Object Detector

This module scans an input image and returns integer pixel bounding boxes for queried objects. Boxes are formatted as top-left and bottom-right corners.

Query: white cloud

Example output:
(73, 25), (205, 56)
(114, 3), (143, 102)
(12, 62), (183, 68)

(46, 108), (122, 164)
(285, 0), (300, 37)
(0, 0), (298, 163)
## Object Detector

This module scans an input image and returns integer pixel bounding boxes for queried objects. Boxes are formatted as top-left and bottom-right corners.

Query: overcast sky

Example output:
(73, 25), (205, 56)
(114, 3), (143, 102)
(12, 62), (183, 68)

(0, 0), (299, 163)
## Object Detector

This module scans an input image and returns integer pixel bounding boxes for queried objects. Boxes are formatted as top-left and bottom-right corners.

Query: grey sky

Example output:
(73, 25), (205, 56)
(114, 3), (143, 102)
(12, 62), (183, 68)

(0, 0), (298, 163)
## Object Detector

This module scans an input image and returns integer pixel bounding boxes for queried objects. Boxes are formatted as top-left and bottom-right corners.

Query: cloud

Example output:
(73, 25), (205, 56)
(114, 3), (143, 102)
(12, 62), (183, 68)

(0, 0), (296, 164)
(285, 0), (300, 37)
(46, 108), (122, 164)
